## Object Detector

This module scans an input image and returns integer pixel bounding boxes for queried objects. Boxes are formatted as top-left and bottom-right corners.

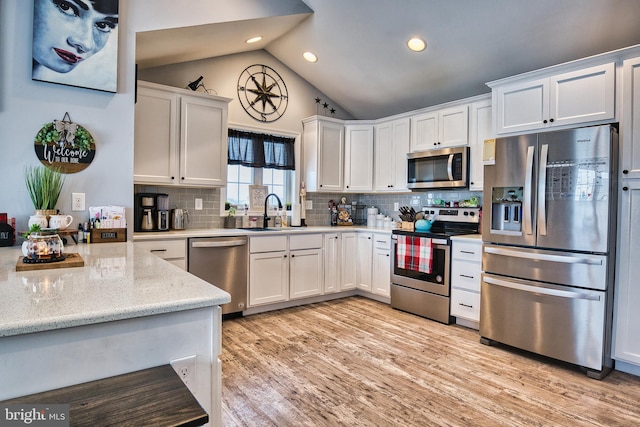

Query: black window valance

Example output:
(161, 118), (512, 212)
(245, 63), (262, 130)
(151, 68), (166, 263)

(228, 129), (295, 171)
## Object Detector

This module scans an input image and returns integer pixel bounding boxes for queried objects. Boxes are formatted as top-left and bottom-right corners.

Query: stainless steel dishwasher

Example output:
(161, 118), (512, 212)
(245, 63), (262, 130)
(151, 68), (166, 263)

(188, 236), (248, 318)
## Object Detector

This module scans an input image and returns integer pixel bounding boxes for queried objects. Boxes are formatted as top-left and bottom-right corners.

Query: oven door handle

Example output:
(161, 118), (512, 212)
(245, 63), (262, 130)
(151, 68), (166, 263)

(483, 275), (601, 301)
(392, 236), (448, 246)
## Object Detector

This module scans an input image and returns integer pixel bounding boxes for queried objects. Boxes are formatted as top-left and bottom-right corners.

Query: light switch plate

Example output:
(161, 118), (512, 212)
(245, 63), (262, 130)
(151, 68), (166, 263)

(305, 200), (313, 210)
(195, 198), (203, 210)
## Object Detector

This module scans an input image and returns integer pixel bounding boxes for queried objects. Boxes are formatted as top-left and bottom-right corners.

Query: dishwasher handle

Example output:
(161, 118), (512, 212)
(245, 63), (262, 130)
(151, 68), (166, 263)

(191, 239), (247, 249)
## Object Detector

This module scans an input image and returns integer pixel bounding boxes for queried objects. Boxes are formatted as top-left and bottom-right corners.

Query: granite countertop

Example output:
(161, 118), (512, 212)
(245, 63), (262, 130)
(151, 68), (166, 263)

(0, 242), (230, 338)
(133, 226), (393, 241)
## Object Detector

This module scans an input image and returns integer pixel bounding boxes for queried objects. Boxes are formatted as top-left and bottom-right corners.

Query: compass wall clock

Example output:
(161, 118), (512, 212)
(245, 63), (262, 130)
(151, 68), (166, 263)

(237, 64), (289, 122)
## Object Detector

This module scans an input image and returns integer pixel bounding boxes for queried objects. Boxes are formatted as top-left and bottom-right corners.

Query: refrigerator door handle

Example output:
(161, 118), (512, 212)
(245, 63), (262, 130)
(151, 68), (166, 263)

(484, 246), (603, 265)
(523, 145), (535, 235)
(483, 275), (601, 301)
(447, 154), (454, 181)
(538, 144), (549, 235)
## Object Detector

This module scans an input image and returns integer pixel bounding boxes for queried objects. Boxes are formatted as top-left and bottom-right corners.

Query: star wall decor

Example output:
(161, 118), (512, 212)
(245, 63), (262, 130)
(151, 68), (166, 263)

(314, 97), (338, 117)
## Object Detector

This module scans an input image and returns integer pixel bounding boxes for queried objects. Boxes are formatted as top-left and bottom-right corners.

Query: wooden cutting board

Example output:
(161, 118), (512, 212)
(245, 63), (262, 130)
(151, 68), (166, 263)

(16, 253), (84, 272)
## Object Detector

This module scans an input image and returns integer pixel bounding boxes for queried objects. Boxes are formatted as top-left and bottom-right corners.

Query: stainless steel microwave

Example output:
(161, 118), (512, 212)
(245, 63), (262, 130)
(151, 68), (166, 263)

(407, 146), (469, 190)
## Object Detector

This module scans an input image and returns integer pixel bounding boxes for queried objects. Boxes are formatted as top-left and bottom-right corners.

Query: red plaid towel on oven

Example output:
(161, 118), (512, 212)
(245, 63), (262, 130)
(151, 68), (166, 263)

(396, 235), (433, 274)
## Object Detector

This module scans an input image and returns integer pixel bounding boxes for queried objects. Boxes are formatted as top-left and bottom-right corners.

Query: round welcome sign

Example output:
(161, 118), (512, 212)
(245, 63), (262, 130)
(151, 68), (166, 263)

(33, 113), (96, 174)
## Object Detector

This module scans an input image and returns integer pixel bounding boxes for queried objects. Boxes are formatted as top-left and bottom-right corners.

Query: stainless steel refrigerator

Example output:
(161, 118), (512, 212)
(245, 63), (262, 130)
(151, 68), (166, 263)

(480, 124), (618, 379)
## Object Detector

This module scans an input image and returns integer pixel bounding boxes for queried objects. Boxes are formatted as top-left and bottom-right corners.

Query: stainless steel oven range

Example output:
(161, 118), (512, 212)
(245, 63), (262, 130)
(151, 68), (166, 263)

(391, 207), (480, 324)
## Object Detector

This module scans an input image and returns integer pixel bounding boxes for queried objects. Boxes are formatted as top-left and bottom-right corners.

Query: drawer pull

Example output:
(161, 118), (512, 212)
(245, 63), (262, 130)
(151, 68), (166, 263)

(150, 249), (167, 253)
(459, 303), (473, 308)
(460, 274), (474, 279)
(460, 250), (476, 254)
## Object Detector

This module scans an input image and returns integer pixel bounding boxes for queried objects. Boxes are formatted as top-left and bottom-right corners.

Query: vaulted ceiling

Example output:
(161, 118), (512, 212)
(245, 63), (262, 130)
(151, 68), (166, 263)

(136, 0), (640, 120)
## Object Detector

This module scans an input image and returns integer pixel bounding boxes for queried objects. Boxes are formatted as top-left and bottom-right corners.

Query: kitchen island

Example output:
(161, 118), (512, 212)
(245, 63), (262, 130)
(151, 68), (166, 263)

(0, 242), (230, 427)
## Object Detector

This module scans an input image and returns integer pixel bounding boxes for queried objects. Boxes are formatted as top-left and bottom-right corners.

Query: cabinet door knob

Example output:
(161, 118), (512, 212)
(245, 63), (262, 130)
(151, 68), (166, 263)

(181, 177), (185, 180)
(543, 119), (548, 124)
(623, 170), (629, 174)
(623, 186), (629, 191)
(171, 176), (175, 180)
(291, 254), (295, 258)
(549, 118), (554, 123)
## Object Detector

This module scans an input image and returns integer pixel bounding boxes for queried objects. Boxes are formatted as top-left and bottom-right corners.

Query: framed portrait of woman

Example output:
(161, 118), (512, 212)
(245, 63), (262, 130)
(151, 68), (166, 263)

(32, 0), (119, 93)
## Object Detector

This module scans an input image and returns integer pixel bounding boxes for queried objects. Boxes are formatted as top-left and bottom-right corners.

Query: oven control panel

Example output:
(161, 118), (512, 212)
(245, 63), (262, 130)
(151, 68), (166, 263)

(421, 207), (480, 223)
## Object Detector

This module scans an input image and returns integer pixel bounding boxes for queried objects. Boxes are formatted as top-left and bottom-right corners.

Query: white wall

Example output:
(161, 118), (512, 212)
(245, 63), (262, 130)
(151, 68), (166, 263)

(0, 0), (315, 235)
(138, 50), (352, 138)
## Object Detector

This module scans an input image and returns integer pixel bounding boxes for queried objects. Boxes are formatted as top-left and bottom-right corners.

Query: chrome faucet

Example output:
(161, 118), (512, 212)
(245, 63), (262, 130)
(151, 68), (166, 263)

(263, 193), (282, 228)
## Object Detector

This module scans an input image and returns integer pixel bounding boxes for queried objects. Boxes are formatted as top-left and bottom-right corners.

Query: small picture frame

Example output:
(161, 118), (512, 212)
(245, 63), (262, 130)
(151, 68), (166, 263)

(249, 185), (268, 212)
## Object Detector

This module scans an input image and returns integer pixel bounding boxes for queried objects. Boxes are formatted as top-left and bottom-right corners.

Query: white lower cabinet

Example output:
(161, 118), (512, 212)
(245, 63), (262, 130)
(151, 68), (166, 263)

(324, 233), (340, 293)
(135, 239), (187, 270)
(249, 236), (288, 306)
(614, 181), (640, 368)
(341, 232), (358, 291)
(372, 235), (391, 297)
(357, 233), (373, 291)
(249, 250), (288, 306)
(290, 248), (323, 299)
(450, 238), (482, 327)
(249, 234), (323, 307)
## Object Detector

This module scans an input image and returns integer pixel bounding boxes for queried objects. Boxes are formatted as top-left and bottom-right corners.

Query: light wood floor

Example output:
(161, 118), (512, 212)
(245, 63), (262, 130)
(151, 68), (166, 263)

(220, 296), (640, 426)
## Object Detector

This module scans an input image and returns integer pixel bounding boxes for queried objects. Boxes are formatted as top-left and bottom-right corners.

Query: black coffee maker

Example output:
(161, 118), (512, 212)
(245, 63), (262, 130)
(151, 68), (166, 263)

(135, 193), (169, 232)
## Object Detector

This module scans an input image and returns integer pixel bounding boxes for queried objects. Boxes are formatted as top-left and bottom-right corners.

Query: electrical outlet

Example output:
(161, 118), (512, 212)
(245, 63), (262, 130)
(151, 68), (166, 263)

(305, 200), (313, 210)
(72, 193), (85, 211)
(195, 198), (203, 211)
(171, 355), (196, 387)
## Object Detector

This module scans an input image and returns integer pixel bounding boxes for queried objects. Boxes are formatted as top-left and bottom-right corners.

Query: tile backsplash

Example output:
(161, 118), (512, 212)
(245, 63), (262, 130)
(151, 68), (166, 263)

(134, 185), (482, 229)
(135, 185), (223, 229)
(305, 190), (483, 226)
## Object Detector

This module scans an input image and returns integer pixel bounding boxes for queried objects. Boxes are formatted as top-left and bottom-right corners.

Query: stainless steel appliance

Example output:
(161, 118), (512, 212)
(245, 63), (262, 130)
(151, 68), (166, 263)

(171, 208), (188, 230)
(407, 146), (469, 190)
(156, 194), (170, 231)
(391, 207), (480, 323)
(480, 124), (618, 379)
(134, 192), (169, 232)
(188, 236), (248, 317)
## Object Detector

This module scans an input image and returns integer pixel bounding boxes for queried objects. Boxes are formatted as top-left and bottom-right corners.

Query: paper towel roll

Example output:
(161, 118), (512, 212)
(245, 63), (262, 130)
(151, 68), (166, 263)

(291, 204), (302, 226)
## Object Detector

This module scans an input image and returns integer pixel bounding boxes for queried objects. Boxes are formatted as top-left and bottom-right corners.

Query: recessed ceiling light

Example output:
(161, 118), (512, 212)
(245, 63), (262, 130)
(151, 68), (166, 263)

(303, 51), (318, 63)
(407, 37), (426, 52)
(246, 36), (262, 44)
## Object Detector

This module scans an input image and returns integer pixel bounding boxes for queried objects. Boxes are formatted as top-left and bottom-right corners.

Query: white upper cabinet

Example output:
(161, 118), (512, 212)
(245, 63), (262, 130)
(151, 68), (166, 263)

(374, 117), (410, 191)
(410, 105), (468, 152)
(492, 62), (615, 135)
(134, 85), (179, 185)
(621, 56), (640, 179)
(134, 81), (230, 187)
(344, 123), (374, 192)
(303, 116), (344, 192)
(468, 98), (492, 191)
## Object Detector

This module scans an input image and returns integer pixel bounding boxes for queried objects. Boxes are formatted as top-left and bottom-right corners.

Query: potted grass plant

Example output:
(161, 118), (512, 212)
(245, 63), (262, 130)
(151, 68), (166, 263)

(24, 165), (65, 219)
